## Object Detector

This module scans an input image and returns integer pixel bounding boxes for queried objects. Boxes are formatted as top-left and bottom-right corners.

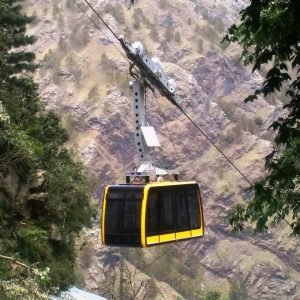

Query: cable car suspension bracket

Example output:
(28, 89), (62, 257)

(120, 36), (180, 182)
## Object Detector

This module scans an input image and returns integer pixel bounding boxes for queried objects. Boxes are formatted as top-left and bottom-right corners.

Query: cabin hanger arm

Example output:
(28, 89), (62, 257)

(119, 36), (183, 111)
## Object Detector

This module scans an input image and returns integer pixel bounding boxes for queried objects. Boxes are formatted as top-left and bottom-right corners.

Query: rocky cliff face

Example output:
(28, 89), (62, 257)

(25, 0), (300, 299)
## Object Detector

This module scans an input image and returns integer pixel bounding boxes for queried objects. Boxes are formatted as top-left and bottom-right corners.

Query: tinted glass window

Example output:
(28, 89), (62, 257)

(105, 188), (143, 235)
(106, 200), (123, 234)
(159, 192), (174, 233)
(175, 191), (190, 231)
(123, 200), (141, 234)
(187, 188), (200, 229)
(146, 185), (201, 237)
(146, 192), (159, 235)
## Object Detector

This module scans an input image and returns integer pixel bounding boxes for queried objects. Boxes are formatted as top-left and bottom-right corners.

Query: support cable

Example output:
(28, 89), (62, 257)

(82, 0), (120, 42)
(149, 96), (242, 291)
(141, 244), (176, 271)
(71, 0), (130, 66)
(203, 220), (234, 291)
(177, 107), (254, 187)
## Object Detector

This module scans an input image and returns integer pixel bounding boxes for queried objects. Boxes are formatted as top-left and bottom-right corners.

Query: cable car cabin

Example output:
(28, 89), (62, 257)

(101, 181), (204, 248)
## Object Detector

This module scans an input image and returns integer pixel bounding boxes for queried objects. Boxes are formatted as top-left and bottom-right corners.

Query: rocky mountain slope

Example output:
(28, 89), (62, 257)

(24, 0), (300, 299)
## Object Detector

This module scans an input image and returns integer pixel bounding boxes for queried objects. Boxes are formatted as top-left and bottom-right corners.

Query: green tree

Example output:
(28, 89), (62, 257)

(198, 290), (221, 300)
(0, 0), (36, 81)
(52, 2), (59, 20)
(66, 52), (83, 84)
(224, 0), (300, 234)
(0, 0), (93, 295)
(228, 277), (248, 300)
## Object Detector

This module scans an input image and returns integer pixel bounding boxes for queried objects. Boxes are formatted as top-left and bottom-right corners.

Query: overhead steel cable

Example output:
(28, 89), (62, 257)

(176, 106), (254, 187)
(82, 0), (120, 42)
(71, 0), (131, 66)
(203, 220), (234, 290)
(72, 0), (106, 38)
(134, 245), (175, 271)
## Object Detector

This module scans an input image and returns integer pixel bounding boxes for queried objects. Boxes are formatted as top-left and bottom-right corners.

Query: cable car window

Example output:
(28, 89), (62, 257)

(105, 199), (123, 234)
(175, 190), (190, 231)
(123, 200), (141, 234)
(146, 191), (159, 236)
(105, 188), (143, 235)
(160, 192), (174, 233)
(187, 188), (201, 229)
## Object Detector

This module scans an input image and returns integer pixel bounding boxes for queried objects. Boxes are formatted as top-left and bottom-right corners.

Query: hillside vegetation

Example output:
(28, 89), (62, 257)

(0, 0), (93, 298)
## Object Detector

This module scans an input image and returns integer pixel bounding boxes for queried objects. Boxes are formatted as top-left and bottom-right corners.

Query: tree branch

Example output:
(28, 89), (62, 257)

(0, 254), (34, 269)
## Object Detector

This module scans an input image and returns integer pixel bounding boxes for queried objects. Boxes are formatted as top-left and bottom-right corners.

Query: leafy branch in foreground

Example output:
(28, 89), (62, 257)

(224, 0), (300, 234)
(0, 255), (53, 300)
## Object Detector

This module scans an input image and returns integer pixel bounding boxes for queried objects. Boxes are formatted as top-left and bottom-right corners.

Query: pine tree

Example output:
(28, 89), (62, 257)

(0, 0), (37, 80)
(0, 0), (38, 128)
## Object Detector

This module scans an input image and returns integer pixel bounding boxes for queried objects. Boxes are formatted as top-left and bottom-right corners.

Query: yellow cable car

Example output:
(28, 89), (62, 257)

(101, 181), (204, 248)
(101, 39), (205, 247)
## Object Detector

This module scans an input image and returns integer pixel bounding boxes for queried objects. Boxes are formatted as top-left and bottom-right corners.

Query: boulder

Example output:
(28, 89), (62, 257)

(48, 224), (62, 241)
(29, 169), (47, 193)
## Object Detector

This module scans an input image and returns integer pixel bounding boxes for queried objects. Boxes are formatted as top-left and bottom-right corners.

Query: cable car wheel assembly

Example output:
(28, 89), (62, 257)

(101, 38), (204, 248)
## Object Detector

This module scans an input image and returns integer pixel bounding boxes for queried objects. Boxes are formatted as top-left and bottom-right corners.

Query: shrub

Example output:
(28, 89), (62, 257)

(202, 24), (219, 43)
(158, 0), (169, 9)
(218, 101), (237, 121)
(165, 26), (174, 42)
(104, 3), (125, 24)
(88, 85), (99, 100)
(197, 38), (204, 54)
(174, 31), (182, 44)
(70, 25), (90, 49)
(149, 26), (159, 41)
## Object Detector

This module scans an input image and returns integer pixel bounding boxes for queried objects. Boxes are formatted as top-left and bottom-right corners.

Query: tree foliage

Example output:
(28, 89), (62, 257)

(224, 0), (300, 234)
(0, 0), (93, 296)
(198, 290), (221, 300)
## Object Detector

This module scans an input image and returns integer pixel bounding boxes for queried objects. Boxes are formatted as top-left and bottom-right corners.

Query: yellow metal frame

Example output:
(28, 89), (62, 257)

(101, 186), (109, 245)
(141, 181), (204, 248)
